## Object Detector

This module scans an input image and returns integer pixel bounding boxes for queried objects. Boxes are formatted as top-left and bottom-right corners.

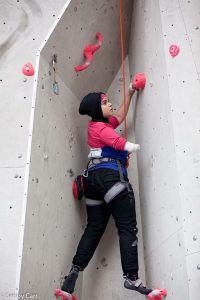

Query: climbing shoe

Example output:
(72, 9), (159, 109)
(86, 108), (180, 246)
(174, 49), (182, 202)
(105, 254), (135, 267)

(124, 277), (152, 295)
(61, 265), (80, 294)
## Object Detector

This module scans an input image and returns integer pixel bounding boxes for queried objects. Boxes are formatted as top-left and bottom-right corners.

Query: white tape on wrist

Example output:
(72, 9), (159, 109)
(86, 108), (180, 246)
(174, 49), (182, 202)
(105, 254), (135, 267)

(129, 82), (135, 92)
(124, 142), (140, 152)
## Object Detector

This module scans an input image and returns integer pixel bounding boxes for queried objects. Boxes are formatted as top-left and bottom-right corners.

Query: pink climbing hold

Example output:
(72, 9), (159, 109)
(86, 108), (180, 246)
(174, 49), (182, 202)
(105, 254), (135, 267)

(54, 289), (77, 300)
(74, 32), (103, 72)
(169, 44), (180, 57)
(131, 72), (146, 90)
(147, 288), (167, 300)
(22, 63), (35, 76)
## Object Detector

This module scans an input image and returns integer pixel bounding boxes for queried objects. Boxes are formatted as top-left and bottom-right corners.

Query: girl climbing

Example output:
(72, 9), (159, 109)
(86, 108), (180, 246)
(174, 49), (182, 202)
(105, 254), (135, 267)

(55, 81), (153, 299)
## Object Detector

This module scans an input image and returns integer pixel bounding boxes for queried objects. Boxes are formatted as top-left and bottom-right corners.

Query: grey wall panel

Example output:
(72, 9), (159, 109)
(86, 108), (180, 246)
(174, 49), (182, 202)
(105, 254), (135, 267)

(0, 169), (24, 296)
(19, 56), (87, 299)
(0, 0), (68, 166)
(145, 230), (189, 300)
(0, 76), (33, 168)
(0, 0), (68, 296)
(186, 252), (200, 299)
(129, 0), (200, 298)
(129, 0), (183, 257)
(159, 0), (200, 289)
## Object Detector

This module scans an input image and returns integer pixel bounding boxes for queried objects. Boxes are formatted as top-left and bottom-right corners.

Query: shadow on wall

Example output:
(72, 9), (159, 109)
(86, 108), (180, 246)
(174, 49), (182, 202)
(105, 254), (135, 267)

(0, 0), (43, 60)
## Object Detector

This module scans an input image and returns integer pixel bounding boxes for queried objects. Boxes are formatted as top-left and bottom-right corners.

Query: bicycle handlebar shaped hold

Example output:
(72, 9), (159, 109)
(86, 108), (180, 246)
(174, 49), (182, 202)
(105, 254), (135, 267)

(74, 32), (104, 72)
(147, 288), (167, 300)
(131, 72), (146, 90)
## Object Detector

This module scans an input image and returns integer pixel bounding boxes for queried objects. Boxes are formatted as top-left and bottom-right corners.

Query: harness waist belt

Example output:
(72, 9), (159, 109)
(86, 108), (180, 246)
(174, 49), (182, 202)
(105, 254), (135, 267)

(88, 157), (125, 169)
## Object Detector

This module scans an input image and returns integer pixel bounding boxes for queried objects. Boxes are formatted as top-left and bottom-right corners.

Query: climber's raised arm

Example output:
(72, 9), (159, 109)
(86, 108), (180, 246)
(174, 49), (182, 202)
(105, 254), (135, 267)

(114, 86), (136, 125)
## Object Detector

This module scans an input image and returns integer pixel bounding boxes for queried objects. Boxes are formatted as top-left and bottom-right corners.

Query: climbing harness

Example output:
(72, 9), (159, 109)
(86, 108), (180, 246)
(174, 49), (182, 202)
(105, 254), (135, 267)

(104, 181), (126, 203)
(72, 157), (130, 203)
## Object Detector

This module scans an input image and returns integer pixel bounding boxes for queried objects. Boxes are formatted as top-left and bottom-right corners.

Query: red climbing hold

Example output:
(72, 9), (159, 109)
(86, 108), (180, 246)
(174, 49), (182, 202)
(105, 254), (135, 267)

(73, 175), (84, 201)
(22, 63), (34, 76)
(55, 289), (77, 300)
(131, 73), (146, 90)
(74, 32), (103, 72)
(147, 288), (167, 300)
(169, 44), (180, 57)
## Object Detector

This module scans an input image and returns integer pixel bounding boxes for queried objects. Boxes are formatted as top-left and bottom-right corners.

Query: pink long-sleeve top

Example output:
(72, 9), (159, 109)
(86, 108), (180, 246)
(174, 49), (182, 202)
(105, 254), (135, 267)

(88, 116), (127, 150)
(87, 116), (128, 175)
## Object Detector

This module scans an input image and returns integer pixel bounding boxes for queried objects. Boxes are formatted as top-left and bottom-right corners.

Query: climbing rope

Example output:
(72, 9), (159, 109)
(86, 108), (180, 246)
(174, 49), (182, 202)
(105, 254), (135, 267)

(119, 0), (127, 139)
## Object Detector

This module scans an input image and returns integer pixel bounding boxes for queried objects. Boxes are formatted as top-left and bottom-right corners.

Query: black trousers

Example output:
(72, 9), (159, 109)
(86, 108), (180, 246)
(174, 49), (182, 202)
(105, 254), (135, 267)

(72, 168), (138, 274)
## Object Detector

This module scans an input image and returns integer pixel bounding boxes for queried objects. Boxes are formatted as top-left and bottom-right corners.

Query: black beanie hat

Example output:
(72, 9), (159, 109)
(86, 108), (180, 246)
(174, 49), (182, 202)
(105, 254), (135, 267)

(79, 92), (105, 120)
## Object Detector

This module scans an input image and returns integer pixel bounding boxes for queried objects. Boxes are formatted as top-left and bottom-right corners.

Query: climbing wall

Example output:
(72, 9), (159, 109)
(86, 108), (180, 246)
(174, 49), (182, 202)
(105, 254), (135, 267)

(129, 0), (200, 299)
(0, 0), (67, 298)
(1, 0), (200, 299)
(19, 55), (87, 300)
(18, 1), (137, 300)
